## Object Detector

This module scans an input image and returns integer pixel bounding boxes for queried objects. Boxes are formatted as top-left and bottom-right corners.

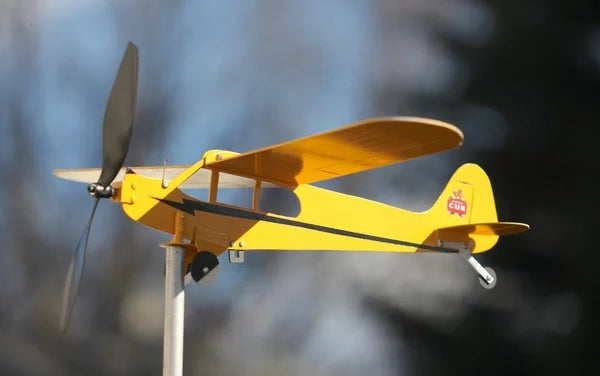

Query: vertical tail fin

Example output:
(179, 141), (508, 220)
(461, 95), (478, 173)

(424, 163), (500, 253)
(429, 163), (498, 225)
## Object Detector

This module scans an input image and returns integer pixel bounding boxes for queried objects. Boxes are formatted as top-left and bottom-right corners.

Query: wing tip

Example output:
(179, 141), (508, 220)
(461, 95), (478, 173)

(361, 116), (464, 145)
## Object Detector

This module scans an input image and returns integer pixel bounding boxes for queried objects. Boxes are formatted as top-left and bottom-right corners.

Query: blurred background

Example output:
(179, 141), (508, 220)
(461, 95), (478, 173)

(0, 0), (597, 375)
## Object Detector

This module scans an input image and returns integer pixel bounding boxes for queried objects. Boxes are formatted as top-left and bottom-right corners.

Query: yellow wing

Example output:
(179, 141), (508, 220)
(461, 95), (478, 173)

(206, 117), (463, 185)
(53, 166), (273, 189)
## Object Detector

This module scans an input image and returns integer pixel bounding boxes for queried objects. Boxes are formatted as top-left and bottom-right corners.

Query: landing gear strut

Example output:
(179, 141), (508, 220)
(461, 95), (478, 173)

(438, 240), (497, 289)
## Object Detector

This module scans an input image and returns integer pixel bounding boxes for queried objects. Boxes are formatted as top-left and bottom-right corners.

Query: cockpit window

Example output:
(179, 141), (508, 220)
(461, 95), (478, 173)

(181, 170), (300, 217)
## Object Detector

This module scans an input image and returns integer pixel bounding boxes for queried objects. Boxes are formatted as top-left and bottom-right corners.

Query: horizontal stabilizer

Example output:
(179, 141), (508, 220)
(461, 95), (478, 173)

(438, 222), (529, 236)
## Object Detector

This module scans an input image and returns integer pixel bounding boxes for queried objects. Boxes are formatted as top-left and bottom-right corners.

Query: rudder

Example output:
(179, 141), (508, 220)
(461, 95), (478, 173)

(424, 163), (500, 253)
(429, 163), (498, 224)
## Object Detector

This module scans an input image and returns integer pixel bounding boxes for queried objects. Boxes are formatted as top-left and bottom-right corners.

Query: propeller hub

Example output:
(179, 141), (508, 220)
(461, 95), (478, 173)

(87, 183), (114, 198)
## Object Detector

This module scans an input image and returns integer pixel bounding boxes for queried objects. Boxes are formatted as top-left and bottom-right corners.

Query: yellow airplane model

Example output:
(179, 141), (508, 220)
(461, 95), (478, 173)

(54, 43), (529, 342)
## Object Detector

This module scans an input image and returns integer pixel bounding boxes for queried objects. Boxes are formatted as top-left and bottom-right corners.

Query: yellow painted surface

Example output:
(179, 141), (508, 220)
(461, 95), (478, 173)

(438, 222), (530, 236)
(205, 117), (463, 185)
(56, 118), (528, 260)
(120, 160), (517, 256)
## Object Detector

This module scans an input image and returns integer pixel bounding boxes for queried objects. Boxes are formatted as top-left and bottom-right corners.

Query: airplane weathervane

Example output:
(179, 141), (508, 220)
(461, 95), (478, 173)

(54, 42), (529, 376)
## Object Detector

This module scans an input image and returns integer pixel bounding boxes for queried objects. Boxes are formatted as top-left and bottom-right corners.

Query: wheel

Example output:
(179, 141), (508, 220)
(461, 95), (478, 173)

(190, 251), (219, 285)
(478, 267), (497, 290)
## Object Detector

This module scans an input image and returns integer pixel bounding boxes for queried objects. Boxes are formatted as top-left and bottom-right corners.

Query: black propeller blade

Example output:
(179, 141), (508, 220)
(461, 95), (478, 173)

(99, 41), (138, 187)
(60, 42), (139, 333)
(60, 198), (99, 332)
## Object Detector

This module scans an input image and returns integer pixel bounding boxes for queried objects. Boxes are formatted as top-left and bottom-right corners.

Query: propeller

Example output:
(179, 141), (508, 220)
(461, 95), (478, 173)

(60, 42), (139, 333)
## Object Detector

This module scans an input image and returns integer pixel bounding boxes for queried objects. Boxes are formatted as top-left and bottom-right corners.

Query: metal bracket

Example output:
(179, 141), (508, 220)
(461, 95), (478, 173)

(229, 250), (245, 263)
(438, 240), (496, 289)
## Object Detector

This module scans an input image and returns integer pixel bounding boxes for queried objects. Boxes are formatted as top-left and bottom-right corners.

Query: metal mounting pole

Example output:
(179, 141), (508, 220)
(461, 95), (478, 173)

(162, 245), (185, 376)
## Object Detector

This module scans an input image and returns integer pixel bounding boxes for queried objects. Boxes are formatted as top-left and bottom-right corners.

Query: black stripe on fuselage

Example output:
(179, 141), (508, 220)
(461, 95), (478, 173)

(157, 197), (456, 253)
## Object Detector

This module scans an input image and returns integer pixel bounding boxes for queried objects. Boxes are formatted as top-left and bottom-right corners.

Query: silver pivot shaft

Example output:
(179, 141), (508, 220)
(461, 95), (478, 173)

(439, 240), (497, 289)
(162, 245), (185, 376)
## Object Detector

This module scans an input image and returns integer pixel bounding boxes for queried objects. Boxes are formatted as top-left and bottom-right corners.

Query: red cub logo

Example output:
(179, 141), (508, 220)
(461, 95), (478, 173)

(447, 189), (467, 217)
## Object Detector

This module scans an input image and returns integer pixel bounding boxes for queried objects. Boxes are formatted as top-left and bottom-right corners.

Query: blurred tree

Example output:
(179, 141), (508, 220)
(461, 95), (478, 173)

(370, 0), (600, 374)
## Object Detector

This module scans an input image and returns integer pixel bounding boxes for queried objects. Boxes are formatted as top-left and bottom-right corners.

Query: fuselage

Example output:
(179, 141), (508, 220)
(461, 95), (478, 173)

(117, 151), (501, 258)
(117, 155), (455, 257)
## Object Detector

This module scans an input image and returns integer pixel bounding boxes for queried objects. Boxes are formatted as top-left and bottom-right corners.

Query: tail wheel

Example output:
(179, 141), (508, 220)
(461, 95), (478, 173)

(478, 267), (497, 289)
